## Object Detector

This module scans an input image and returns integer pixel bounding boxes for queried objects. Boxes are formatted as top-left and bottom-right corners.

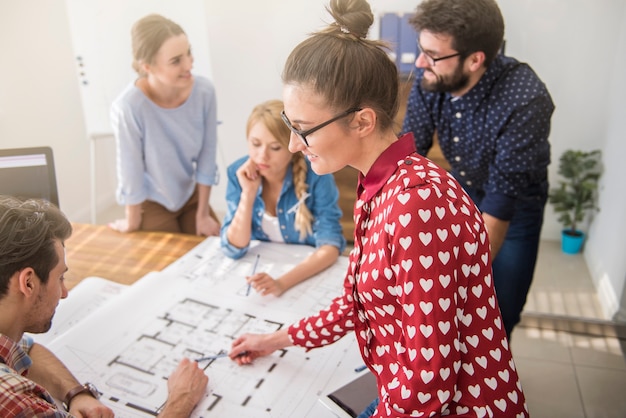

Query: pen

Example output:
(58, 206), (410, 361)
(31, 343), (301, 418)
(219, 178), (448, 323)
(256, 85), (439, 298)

(354, 364), (368, 372)
(196, 351), (249, 362)
(246, 254), (260, 296)
(286, 192), (310, 214)
(196, 353), (228, 362)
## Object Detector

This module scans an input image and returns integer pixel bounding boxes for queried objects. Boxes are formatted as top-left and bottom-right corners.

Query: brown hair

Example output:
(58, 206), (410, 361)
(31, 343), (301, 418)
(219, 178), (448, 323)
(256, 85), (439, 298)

(282, 0), (399, 132)
(0, 196), (72, 297)
(131, 14), (186, 76)
(246, 100), (313, 239)
(410, 0), (505, 67)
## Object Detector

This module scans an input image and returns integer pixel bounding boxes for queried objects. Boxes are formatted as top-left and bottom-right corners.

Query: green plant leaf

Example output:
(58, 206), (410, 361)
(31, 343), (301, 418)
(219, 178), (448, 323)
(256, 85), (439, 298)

(548, 149), (602, 232)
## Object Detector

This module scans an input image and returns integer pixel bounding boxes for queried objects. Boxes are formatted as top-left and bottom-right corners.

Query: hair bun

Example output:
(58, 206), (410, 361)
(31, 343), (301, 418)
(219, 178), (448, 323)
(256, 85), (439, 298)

(326, 0), (373, 39)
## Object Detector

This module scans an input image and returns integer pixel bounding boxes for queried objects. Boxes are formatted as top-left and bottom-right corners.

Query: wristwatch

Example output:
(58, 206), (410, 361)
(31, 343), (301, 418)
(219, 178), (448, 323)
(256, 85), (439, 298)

(63, 382), (101, 410)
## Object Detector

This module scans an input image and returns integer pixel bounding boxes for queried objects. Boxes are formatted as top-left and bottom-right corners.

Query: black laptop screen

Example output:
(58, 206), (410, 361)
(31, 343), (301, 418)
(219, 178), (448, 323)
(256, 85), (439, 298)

(0, 147), (59, 207)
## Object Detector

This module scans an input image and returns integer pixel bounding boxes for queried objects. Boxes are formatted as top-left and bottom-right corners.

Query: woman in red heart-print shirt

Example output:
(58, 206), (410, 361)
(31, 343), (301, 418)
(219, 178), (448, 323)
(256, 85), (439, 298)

(228, 0), (529, 416)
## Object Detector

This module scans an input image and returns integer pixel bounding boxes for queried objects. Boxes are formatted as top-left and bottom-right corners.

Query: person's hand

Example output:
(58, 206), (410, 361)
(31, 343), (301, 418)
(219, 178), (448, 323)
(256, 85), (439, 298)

(247, 272), (284, 297)
(109, 205), (142, 233)
(235, 159), (262, 197)
(68, 394), (114, 418)
(196, 213), (220, 236)
(159, 358), (208, 417)
(108, 217), (139, 233)
(229, 332), (283, 365)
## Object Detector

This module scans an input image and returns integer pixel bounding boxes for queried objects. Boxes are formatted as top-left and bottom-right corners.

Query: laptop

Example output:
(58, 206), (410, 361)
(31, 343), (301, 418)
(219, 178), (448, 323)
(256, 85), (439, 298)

(0, 146), (59, 207)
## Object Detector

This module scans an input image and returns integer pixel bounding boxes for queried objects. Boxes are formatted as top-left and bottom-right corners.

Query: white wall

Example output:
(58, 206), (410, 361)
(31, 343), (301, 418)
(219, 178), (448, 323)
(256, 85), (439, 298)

(584, 3), (626, 320)
(498, 0), (626, 240)
(1, 0), (625, 318)
(0, 0), (91, 221)
(203, 1), (328, 214)
(498, 0), (626, 319)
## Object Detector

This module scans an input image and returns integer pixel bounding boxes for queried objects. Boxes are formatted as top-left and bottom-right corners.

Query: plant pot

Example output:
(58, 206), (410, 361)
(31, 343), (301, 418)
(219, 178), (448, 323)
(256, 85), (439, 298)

(561, 229), (585, 254)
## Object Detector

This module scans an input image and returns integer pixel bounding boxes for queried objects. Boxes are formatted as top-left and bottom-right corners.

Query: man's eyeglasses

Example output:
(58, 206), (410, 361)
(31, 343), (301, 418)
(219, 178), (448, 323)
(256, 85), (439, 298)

(418, 42), (462, 66)
(281, 107), (362, 147)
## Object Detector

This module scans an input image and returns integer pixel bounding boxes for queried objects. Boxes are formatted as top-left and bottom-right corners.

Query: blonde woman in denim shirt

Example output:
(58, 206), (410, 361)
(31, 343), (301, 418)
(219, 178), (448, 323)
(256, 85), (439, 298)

(221, 100), (345, 296)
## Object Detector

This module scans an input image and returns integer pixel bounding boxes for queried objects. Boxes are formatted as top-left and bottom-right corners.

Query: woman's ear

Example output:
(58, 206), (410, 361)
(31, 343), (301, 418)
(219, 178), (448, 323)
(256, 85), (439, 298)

(139, 60), (151, 76)
(354, 108), (377, 137)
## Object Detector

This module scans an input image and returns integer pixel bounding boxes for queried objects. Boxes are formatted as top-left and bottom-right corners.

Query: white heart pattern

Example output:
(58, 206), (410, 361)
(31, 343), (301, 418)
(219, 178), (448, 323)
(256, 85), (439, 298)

(287, 153), (527, 417)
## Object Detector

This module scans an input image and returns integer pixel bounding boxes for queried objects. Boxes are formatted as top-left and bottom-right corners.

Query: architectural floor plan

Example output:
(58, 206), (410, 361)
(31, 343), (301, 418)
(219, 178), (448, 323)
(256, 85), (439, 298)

(48, 239), (361, 417)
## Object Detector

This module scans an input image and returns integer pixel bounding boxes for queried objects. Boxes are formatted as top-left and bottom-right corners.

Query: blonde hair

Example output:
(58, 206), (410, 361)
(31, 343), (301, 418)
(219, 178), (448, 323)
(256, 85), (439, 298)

(246, 100), (313, 239)
(131, 14), (186, 76)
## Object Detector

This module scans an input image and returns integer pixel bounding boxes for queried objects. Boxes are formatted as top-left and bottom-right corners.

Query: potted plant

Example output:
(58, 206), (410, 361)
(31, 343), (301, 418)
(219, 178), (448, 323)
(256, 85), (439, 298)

(548, 149), (602, 254)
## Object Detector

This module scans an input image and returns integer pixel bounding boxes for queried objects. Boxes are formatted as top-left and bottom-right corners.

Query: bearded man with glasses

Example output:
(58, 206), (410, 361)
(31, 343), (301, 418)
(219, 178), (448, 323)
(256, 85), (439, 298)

(402, 0), (555, 341)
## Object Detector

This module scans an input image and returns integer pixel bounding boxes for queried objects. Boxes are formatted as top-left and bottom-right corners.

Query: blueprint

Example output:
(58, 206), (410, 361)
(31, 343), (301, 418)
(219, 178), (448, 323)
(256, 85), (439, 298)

(48, 238), (363, 417)
(30, 276), (128, 346)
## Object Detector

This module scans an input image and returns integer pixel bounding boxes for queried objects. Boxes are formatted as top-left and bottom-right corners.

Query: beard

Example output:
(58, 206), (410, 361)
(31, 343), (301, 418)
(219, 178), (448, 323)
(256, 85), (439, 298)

(40, 319), (53, 333)
(421, 63), (470, 94)
(26, 317), (54, 334)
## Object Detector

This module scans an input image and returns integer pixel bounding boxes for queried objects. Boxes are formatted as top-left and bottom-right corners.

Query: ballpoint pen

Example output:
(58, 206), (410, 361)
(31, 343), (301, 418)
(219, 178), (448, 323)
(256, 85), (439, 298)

(354, 364), (368, 372)
(196, 351), (249, 362)
(196, 353), (228, 362)
(246, 254), (260, 296)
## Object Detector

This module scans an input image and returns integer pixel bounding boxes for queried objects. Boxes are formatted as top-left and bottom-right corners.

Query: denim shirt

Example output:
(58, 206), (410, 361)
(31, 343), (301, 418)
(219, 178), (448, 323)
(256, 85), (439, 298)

(220, 156), (346, 259)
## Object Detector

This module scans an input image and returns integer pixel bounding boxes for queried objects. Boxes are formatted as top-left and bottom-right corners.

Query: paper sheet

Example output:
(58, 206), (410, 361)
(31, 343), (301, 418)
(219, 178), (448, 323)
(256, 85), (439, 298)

(29, 276), (128, 346)
(48, 238), (363, 417)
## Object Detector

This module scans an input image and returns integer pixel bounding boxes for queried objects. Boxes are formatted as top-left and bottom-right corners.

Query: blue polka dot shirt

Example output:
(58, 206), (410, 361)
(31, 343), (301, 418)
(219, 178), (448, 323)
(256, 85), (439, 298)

(402, 55), (555, 221)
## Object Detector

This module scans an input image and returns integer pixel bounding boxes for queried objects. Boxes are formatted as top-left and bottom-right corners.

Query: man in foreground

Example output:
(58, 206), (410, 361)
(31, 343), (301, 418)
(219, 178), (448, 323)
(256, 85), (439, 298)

(0, 195), (207, 417)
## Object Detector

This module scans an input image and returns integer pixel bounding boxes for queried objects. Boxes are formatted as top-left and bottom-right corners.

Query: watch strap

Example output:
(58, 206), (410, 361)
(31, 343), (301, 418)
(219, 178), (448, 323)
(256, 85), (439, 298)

(63, 383), (96, 410)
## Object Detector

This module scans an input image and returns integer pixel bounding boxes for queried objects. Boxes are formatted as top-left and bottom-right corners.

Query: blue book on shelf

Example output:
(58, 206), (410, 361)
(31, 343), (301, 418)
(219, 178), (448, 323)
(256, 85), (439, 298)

(399, 13), (418, 75)
(380, 13), (400, 67)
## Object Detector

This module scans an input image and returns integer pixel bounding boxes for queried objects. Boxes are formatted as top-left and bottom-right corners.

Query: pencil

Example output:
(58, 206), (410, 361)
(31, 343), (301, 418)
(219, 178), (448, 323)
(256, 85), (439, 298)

(246, 254), (260, 296)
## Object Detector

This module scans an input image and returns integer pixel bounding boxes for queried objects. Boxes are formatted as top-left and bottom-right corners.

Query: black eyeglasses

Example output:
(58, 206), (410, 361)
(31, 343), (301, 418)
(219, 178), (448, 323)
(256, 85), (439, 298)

(418, 42), (462, 66)
(281, 107), (362, 147)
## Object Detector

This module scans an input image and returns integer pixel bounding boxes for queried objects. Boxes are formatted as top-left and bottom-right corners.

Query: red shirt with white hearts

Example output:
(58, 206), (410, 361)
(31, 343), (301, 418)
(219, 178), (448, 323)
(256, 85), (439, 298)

(288, 134), (528, 417)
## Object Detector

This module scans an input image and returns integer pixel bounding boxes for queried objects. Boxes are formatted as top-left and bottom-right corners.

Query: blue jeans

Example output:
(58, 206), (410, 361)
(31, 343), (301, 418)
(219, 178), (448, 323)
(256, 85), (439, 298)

(357, 398), (379, 418)
(465, 183), (547, 339)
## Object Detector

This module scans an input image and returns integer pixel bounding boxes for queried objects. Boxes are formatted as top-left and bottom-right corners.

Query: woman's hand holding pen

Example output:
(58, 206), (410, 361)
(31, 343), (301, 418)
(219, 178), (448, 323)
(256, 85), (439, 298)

(229, 329), (292, 365)
(247, 272), (284, 297)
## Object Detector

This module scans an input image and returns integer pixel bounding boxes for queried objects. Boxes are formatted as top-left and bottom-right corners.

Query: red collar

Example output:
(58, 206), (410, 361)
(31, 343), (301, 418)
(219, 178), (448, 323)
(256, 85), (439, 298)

(357, 133), (416, 201)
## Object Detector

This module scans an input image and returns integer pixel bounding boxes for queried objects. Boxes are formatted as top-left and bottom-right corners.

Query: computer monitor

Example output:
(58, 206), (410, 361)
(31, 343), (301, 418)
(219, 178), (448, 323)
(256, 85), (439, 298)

(0, 146), (59, 207)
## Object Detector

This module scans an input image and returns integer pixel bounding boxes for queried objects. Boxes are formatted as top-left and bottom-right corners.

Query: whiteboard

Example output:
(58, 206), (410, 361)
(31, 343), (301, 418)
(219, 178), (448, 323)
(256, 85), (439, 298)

(65, 0), (212, 135)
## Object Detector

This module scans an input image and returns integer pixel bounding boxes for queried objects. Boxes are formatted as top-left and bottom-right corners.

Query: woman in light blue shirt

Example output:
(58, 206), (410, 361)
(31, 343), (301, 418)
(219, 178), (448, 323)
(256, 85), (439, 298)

(109, 14), (220, 236)
(221, 100), (345, 296)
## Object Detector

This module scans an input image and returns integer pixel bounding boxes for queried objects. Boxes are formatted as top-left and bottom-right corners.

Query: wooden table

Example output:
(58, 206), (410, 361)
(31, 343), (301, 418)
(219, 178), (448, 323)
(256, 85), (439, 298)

(64, 223), (204, 290)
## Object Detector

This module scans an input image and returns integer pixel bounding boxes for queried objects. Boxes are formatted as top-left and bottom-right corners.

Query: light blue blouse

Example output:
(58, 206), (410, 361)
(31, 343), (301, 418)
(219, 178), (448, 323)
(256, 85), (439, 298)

(110, 76), (219, 212)
(220, 156), (346, 259)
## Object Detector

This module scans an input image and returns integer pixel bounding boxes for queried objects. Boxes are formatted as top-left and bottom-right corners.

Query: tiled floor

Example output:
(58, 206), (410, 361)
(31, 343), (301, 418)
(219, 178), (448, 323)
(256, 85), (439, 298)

(94, 205), (626, 417)
(513, 240), (626, 417)
(524, 240), (606, 319)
